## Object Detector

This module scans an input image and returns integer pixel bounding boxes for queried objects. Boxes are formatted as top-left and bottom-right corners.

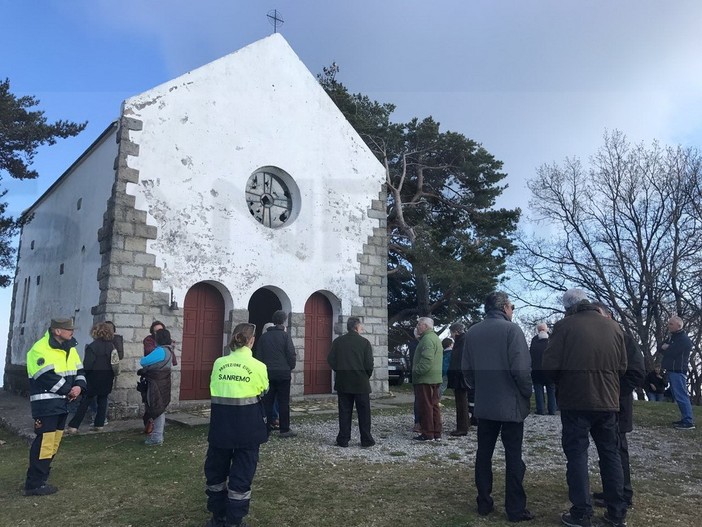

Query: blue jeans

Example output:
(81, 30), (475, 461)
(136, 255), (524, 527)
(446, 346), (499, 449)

(533, 383), (558, 414)
(668, 372), (694, 425)
(147, 413), (166, 444)
(646, 392), (664, 402)
(561, 410), (626, 522)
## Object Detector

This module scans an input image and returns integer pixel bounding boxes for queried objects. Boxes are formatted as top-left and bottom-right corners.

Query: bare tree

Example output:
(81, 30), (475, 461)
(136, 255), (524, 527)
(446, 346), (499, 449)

(511, 131), (702, 403)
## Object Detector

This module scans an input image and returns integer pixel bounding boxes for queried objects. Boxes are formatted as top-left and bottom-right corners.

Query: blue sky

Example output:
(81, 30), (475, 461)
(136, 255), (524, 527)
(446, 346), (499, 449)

(2, 0), (702, 380)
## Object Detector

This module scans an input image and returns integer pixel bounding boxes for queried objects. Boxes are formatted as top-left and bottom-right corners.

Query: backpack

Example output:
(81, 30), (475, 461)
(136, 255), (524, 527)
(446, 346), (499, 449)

(110, 347), (121, 375)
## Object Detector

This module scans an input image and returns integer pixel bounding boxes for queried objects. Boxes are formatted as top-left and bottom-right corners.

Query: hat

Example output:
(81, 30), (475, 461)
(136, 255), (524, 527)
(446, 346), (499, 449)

(50, 318), (75, 330)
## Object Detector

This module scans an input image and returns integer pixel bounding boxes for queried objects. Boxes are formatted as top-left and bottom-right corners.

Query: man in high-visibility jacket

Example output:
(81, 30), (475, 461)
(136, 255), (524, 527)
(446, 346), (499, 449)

(24, 318), (86, 496)
(204, 322), (268, 527)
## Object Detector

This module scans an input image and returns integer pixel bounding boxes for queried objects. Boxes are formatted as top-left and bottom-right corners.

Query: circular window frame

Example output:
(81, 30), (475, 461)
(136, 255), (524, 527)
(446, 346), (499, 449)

(245, 166), (301, 229)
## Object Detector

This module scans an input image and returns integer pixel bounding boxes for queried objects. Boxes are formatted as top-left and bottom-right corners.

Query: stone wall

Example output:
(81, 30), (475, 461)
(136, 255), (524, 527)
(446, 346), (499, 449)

(355, 188), (388, 394)
(92, 115), (182, 418)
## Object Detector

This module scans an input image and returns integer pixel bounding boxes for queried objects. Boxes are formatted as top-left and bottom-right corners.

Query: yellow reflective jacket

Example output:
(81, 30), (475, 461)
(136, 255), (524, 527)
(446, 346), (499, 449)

(208, 346), (269, 448)
(27, 331), (87, 418)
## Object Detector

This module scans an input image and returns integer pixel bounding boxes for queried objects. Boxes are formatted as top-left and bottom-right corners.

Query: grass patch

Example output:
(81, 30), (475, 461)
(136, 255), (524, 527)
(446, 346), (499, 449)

(0, 402), (700, 526)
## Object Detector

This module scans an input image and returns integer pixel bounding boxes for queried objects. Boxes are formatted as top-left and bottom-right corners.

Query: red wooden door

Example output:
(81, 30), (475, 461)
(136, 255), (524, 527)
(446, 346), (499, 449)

(304, 292), (333, 394)
(180, 283), (225, 400)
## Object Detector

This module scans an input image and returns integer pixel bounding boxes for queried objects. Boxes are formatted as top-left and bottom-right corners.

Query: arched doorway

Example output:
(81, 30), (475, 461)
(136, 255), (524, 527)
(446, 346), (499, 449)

(180, 282), (225, 400)
(304, 292), (333, 394)
(248, 288), (282, 353)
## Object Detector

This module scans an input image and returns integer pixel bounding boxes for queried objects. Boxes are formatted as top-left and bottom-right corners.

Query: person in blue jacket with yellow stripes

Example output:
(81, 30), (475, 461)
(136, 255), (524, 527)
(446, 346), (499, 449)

(204, 322), (269, 527)
(24, 318), (86, 496)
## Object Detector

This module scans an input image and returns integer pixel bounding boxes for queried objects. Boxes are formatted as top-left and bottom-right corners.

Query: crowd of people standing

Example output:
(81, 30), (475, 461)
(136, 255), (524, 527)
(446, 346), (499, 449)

(20, 293), (697, 527)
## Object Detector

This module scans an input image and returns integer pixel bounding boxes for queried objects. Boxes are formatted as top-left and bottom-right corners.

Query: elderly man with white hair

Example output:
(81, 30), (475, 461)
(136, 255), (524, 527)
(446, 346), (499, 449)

(543, 288), (628, 527)
(660, 315), (695, 430)
(411, 317), (443, 441)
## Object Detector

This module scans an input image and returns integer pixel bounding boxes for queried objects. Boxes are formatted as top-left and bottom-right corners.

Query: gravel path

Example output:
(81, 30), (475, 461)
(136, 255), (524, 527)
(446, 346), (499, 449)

(277, 408), (698, 493)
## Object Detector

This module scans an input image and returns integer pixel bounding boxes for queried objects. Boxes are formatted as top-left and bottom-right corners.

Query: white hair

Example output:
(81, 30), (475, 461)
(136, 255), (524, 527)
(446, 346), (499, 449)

(562, 289), (589, 309)
(417, 317), (434, 329)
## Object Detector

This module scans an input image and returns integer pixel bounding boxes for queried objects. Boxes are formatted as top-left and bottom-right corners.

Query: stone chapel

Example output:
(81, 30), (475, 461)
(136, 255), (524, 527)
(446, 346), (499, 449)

(3, 34), (388, 416)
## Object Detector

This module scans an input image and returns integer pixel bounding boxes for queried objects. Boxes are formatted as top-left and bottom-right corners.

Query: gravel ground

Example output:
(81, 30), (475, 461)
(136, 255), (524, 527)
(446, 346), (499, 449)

(276, 408), (699, 493)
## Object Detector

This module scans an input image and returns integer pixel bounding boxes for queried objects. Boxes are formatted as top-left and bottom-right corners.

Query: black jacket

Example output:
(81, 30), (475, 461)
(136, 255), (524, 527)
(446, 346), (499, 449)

(661, 329), (692, 373)
(618, 334), (645, 432)
(255, 326), (296, 380)
(645, 371), (667, 394)
(84, 339), (115, 397)
(529, 335), (550, 385)
(446, 332), (468, 390)
(327, 331), (373, 394)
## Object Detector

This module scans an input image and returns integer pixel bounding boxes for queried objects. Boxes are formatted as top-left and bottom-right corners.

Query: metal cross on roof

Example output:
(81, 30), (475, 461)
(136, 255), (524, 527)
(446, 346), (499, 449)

(267, 9), (284, 33)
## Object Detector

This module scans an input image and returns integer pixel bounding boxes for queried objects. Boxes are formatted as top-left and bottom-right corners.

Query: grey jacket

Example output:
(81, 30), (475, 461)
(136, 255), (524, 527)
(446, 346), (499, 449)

(463, 310), (532, 422)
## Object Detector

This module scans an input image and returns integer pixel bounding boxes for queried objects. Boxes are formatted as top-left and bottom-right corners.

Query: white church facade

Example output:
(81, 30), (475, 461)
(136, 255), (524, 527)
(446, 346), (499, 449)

(4, 34), (389, 416)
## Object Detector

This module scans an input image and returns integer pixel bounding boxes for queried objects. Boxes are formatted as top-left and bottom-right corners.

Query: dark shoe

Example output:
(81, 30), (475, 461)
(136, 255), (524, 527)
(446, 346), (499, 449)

(470, 417), (478, 426)
(449, 430), (468, 436)
(204, 516), (226, 527)
(561, 512), (591, 527)
(478, 506), (494, 516)
(673, 422), (695, 429)
(23, 484), (58, 496)
(602, 512), (627, 527)
(270, 419), (280, 430)
(509, 509), (534, 522)
(592, 492), (606, 508)
(361, 440), (376, 448)
(225, 521), (249, 527)
(335, 441), (348, 448)
(279, 430), (297, 438)
(412, 434), (433, 441)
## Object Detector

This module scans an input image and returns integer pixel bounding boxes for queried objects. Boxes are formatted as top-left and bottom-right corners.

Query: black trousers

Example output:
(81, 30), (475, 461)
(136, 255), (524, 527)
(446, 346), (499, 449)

(475, 419), (527, 520)
(620, 431), (633, 506)
(453, 388), (470, 432)
(25, 413), (67, 490)
(204, 444), (260, 525)
(336, 392), (374, 446)
(69, 393), (108, 428)
(264, 378), (291, 433)
(561, 410), (626, 521)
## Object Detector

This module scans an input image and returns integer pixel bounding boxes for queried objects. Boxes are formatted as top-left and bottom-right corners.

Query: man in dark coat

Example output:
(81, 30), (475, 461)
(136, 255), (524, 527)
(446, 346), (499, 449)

(463, 292), (534, 523)
(446, 322), (471, 435)
(660, 315), (695, 429)
(590, 302), (645, 510)
(327, 316), (375, 448)
(543, 289), (628, 527)
(255, 310), (297, 437)
(529, 323), (557, 415)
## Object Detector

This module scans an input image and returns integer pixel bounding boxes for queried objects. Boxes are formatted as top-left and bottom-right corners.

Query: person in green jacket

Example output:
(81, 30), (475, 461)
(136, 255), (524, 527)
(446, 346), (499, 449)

(412, 317), (443, 441)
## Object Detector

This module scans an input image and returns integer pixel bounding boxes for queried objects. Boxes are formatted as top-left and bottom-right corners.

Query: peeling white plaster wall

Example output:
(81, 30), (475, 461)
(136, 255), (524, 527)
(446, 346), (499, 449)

(11, 130), (118, 361)
(124, 34), (385, 312)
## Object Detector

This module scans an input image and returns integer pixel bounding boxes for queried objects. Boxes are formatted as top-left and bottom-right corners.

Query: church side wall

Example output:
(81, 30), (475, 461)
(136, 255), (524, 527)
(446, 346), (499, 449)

(4, 130), (118, 393)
